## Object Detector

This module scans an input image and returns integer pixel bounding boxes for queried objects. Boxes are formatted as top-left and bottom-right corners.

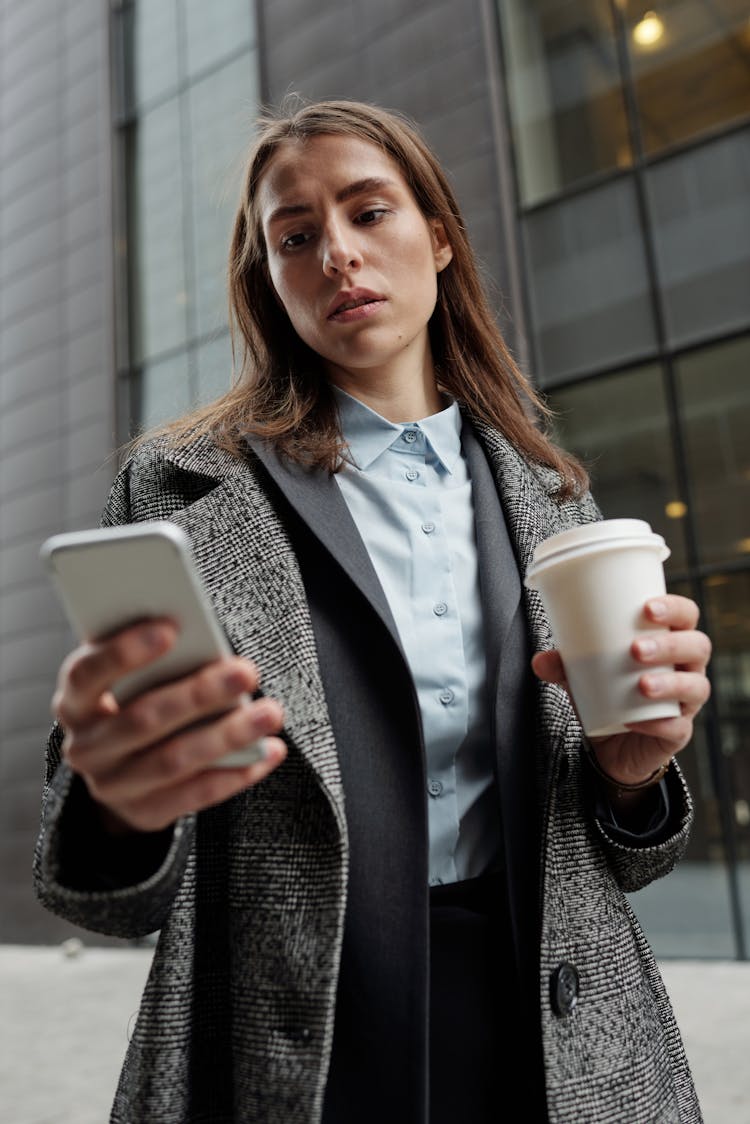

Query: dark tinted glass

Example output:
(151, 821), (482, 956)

(547, 363), (688, 572)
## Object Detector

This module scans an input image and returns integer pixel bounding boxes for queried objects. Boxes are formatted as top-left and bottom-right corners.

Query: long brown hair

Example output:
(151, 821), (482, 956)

(153, 97), (587, 498)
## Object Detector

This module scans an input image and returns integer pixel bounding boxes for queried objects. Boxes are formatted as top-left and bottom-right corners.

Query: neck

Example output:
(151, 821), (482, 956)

(326, 351), (444, 423)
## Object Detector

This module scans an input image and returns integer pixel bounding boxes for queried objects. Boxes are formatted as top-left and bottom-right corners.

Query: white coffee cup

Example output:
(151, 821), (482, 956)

(524, 518), (680, 737)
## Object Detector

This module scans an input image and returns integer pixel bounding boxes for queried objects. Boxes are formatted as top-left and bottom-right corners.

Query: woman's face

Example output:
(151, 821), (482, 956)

(256, 133), (453, 393)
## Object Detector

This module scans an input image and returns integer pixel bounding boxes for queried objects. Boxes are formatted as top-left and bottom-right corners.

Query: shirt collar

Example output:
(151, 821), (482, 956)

(333, 385), (463, 473)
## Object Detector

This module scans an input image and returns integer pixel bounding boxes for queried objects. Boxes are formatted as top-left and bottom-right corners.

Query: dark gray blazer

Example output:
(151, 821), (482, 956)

(33, 417), (702, 1124)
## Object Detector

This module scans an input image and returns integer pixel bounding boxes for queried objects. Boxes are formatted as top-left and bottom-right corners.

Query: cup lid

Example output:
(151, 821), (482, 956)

(528, 518), (669, 572)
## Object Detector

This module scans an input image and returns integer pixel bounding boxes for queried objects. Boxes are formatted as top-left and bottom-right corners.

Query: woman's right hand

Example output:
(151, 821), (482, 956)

(51, 619), (287, 836)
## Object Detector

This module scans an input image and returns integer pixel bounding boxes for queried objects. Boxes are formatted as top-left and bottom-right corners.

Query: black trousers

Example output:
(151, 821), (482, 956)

(429, 872), (521, 1124)
(324, 873), (547, 1123)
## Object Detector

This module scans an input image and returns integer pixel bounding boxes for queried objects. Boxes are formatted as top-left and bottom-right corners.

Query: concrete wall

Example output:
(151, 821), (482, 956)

(0, 0), (117, 941)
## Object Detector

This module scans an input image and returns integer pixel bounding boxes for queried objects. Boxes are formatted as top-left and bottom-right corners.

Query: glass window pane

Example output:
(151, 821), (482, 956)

(546, 364), (688, 572)
(131, 97), (189, 363)
(628, 571), (741, 958)
(702, 570), (750, 946)
(676, 336), (750, 569)
(524, 179), (657, 382)
(184, 0), (256, 79)
(497, 0), (632, 205)
(194, 332), (234, 404)
(128, 0), (180, 112)
(624, 0), (750, 155)
(139, 352), (192, 430)
(187, 52), (259, 339)
(647, 129), (750, 348)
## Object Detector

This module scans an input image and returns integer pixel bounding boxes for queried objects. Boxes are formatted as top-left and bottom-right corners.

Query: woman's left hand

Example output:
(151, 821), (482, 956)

(531, 594), (712, 786)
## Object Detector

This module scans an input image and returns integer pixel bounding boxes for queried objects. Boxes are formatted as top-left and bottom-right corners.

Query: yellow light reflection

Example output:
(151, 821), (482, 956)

(633, 11), (665, 47)
(665, 500), (688, 519)
(737, 537), (750, 554)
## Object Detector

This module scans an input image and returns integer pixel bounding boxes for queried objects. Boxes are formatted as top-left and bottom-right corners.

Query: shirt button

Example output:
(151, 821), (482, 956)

(405, 468), (419, 481)
(421, 521), (436, 534)
(439, 688), (455, 705)
(428, 779), (443, 797)
(403, 429), (418, 443)
(433, 601), (448, 616)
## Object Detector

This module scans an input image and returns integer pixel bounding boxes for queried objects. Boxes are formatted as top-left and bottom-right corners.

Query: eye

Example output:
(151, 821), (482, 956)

(280, 231), (312, 251)
(355, 208), (389, 226)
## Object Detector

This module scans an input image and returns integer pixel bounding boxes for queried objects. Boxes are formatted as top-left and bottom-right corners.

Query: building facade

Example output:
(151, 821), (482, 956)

(1, 0), (748, 954)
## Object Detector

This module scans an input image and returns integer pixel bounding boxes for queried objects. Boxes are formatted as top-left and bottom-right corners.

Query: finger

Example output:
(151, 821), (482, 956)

(85, 696), (285, 807)
(531, 650), (567, 685)
(644, 594), (700, 631)
(620, 713), (695, 753)
(54, 620), (178, 727)
(105, 740), (288, 833)
(639, 668), (712, 717)
(65, 657), (265, 775)
(632, 629), (712, 672)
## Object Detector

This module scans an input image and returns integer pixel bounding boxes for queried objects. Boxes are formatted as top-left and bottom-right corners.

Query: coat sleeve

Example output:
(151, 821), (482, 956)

(589, 760), (693, 894)
(32, 461), (195, 939)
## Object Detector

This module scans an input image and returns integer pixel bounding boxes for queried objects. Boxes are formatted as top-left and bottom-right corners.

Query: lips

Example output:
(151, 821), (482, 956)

(326, 288), (386, 320)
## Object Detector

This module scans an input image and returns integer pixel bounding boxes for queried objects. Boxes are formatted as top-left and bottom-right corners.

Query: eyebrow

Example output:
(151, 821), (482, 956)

(265, 177), (398, 226)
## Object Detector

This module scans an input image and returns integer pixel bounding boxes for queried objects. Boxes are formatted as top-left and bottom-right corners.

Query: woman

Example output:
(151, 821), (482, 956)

(34, 99), (711, 1123)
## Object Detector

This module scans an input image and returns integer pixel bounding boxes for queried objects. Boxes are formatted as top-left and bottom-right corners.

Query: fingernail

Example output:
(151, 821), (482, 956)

(142, 624), (171, 650)
(648, 599), (667, 620)
(262, 740), (285, 763)
(643, 674), (666, 695)
(255, 700), (282, 728)
(636, 638), (657, 658)
(223, 670), (247, 692)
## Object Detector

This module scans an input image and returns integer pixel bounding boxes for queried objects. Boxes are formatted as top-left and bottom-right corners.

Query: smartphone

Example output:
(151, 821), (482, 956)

(39, 521), (266, 767)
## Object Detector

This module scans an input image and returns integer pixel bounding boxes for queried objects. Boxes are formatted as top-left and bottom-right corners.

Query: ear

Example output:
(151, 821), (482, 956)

(430, 219), (453, 273)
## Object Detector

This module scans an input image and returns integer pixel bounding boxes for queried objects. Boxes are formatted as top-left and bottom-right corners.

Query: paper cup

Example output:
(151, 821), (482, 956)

(524, 519), (680, 736)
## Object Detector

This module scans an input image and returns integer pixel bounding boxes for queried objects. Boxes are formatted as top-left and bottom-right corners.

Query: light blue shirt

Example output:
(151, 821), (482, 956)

(333, 387), (500, 886)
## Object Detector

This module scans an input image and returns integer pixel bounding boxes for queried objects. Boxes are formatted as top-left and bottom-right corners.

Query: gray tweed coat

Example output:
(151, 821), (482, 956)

(33, 418), (702, 1123)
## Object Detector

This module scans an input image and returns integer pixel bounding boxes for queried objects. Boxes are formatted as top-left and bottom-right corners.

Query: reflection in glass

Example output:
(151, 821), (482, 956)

(628, 710), (737, 956)
(676, 336), (750, 568)
(131, 98), (189, 364)
(195, 332), (234, 404)
(188, 52), (259, 339)
(497, 0), (631, 205)
(124, 0), (180, 114)
(647, 129), (750, 347)
(623, 0), (750, 154)
(703, 570), (750, 942)
(546, 363), (687, 571)
(524, 179), (656, 381)
(139, 352), (192, 431)
(184, 0), (256, 78)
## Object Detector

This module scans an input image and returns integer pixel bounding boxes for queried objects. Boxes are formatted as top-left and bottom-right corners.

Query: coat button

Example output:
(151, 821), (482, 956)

(550, 962), (579, 1017)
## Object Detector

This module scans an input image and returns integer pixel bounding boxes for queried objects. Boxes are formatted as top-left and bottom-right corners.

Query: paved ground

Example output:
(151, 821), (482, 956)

(1, 943), (748, 1122)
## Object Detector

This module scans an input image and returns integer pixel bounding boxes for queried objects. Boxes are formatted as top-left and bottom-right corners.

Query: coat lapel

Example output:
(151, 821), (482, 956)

(245, 435), (403, 653)
(162, 437), (346, 805)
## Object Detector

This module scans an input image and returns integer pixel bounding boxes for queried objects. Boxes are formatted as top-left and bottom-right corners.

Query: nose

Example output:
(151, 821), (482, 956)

(321, 221), (362, 278)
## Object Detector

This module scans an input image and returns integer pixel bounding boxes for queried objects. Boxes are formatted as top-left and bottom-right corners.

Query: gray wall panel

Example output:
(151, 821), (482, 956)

(0, 0), (116, 943)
